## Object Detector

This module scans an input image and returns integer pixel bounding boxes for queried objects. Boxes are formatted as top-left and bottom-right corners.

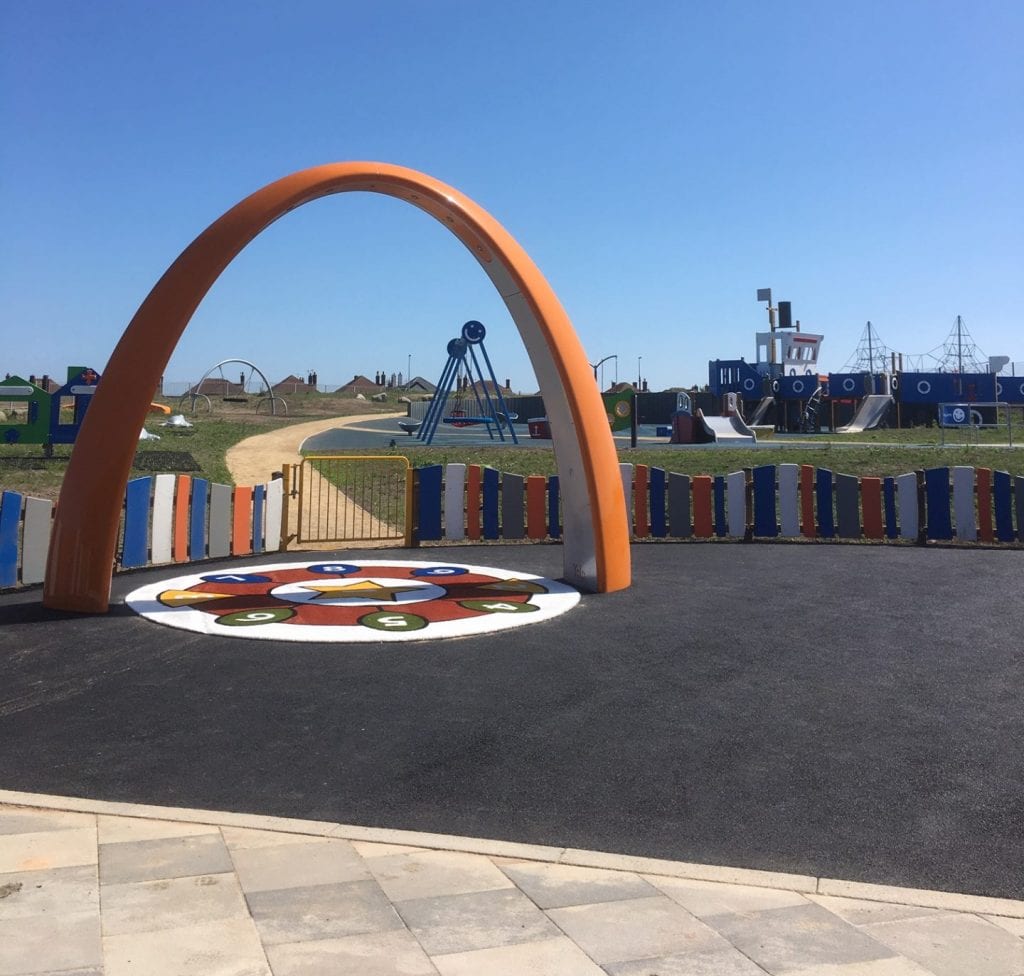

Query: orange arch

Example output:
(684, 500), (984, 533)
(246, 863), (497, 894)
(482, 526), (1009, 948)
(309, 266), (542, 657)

(42, 162), (630, 612)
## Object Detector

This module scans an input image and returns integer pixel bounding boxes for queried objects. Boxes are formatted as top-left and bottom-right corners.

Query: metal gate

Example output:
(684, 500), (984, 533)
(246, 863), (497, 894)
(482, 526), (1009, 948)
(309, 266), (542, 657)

(285, 455), (412, 546)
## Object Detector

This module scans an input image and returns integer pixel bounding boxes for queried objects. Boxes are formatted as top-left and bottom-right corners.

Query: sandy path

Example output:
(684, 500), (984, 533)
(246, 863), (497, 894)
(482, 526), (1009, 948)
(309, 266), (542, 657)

(226, 413), (405, 549)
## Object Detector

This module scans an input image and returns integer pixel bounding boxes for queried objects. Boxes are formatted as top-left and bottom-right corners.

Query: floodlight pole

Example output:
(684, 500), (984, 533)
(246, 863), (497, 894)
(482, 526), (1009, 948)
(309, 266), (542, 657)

(590, 354), (617, 387)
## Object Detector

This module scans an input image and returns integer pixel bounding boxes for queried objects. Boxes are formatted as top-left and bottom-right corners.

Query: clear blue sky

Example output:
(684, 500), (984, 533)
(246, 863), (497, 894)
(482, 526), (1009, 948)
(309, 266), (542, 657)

(3, 1), (1021, 393)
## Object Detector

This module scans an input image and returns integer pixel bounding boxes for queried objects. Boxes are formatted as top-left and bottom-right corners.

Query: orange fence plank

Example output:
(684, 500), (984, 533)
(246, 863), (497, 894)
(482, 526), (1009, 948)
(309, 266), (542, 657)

(232, 486), (252, 556)
(634, 464), (649, 538)
(800, 464), (816, 537)
(861, 477), (883, 539)
(173, 475), (191, 562)
(976, 467), (993, 542)
(526, 476), (546, 539)
(692, 476), (713, 538)
(466, 465), (482, 541)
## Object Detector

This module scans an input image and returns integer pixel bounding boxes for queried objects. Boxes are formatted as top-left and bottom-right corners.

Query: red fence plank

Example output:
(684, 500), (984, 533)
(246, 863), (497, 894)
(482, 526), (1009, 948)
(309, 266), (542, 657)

(526, 476), (546, 539)
(861, 477), (883, 539)
(232, 486), (252, 556)
(173, 475), (191, 562)
(466, 465), (482, 541)
(692, 476), (713, 538)
(977, 467), (993, 542)
(800, 464), (816, 537)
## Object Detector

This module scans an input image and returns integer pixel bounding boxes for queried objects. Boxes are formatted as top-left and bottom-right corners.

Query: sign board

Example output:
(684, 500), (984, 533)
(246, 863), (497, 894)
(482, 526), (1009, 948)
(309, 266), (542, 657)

(939, 404), (973, 427)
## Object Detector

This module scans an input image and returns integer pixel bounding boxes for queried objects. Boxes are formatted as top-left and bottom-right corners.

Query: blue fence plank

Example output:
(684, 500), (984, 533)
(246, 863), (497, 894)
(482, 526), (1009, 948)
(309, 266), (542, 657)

(482, 467), (500, 540)
(417, 465), (443, 541)
(0, 490), (22, 587)
(122, 476), (152, 568)
(883, 477), (898, 539)
(713, 476), (727, 537)
(993, 470), (1014, 542)
(816, 468), (835, 538)
(189, 477), (208, 559)
(752, 465), (777, 537)
(252, 484), (265, 554)
(1016, 476), (1024, 542)
(925, 467), (953, 540)
(649, 467), (666, 537)
(547, 475), (560, 538)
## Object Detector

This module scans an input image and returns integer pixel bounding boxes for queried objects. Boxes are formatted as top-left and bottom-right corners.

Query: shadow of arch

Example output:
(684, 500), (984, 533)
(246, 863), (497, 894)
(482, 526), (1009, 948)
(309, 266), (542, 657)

(43, 162), (630, 613)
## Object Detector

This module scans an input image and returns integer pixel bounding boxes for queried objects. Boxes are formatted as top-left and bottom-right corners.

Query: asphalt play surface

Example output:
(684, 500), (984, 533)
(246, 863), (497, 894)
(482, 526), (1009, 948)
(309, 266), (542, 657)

(2, 543), (1022, 899)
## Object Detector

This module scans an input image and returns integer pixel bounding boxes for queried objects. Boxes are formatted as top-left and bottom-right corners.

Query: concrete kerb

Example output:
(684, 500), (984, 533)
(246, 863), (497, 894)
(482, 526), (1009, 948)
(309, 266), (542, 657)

(3, 788), (1022, 920)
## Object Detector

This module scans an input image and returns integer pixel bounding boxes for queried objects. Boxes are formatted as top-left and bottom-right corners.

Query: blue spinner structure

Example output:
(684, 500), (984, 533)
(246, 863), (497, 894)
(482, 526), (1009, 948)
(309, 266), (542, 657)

(418, 321), (519, 445)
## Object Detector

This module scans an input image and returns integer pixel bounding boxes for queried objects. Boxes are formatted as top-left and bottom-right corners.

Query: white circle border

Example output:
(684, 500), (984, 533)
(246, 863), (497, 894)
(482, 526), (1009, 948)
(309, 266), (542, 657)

(124, 559), (581, 643)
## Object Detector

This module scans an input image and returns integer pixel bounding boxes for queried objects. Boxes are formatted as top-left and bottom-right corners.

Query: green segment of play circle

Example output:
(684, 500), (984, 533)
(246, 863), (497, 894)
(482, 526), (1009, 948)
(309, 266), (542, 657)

(216, 607), (297, 627)
(359, 610), (428, 632)
(459, 600), (539, 613)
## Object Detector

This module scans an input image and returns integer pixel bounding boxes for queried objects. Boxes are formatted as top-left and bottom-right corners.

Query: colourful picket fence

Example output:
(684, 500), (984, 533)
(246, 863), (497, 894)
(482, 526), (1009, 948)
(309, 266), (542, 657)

(413, 463), (1024, 545)
(5, 462), (1023, 589)
(0, 475), (284, 588)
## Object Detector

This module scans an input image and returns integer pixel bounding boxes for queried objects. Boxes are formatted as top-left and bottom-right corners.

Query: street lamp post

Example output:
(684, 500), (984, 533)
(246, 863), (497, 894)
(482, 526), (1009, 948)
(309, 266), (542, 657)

(637, 355), (642, 390)
(589, 354), (617, 389)
(407, 354), (411, 387)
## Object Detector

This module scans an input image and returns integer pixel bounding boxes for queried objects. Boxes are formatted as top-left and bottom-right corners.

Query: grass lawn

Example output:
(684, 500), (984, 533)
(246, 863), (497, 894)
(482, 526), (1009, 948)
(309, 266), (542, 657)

(3, 399), (1022, 502)
(0, 394), (399, 500)
(308, 439), (1024, 481)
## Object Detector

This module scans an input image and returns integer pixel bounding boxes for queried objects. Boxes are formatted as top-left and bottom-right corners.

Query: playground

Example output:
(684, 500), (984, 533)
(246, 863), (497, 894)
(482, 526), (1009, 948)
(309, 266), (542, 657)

(2, 541), (1023, 903)
(1, 163), (1023, 976)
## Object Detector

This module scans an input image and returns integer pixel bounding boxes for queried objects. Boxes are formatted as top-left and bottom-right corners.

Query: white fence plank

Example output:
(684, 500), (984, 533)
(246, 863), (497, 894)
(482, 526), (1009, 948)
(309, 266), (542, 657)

(896, 472), (918, 539)
(727, 471), (747, 537)
(445, 464), (466, 541)
(778, 464), (800, 536)
(21, 496), (53, 584)
(151, 473), (175, 564)
(952, 466), (977, 541)
(264, 479), (284, 552)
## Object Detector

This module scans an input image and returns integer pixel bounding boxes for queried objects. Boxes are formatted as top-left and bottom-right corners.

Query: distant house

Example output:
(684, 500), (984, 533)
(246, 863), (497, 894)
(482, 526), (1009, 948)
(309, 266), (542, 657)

(20, 374), (61, 394)
(335, 375), (379, 395)
(467, 379), (515, 398)
(187, 377), (247, 397)
(404, 376), (436, 394)
(272, 375), (317, 394)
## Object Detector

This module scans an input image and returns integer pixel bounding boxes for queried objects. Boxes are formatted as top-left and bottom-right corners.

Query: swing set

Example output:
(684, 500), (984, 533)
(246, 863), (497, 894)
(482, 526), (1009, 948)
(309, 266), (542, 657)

(417, 321), (519, 445)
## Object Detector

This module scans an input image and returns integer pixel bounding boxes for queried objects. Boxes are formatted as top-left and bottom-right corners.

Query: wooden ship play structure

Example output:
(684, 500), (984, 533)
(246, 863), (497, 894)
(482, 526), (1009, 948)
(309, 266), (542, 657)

(706, 292), (1016, 433)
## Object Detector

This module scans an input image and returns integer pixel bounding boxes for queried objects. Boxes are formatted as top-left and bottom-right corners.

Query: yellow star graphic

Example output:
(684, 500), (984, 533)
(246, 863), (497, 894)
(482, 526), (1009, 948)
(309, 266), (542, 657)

(478, 578), (548, 595)
(301, 580), (422, 602)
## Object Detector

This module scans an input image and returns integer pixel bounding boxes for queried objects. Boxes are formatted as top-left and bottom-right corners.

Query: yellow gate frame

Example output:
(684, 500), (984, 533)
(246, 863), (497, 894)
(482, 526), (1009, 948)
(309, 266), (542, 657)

(43, 162), (630, 612)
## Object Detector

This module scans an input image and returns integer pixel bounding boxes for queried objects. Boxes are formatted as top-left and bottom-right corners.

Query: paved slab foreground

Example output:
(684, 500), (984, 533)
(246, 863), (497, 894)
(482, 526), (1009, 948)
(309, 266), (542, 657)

(1, 799), (1022, 976)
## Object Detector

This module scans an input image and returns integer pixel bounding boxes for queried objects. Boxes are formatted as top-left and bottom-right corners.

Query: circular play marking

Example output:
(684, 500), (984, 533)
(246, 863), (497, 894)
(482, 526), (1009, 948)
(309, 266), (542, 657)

(125, 559), (580, 643)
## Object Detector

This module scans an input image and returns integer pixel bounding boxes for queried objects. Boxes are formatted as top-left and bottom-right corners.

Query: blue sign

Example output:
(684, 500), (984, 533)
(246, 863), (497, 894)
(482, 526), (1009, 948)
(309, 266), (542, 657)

(939, 404), (973, 427)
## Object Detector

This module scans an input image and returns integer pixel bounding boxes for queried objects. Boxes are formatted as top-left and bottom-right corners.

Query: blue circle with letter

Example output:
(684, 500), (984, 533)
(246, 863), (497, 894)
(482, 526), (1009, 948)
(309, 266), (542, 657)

(308, 563), (360, 575)
(201, 573), (272, 584)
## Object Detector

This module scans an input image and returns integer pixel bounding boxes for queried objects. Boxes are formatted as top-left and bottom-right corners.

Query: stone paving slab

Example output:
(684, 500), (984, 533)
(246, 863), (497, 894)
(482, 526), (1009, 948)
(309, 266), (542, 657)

(0, 797), (1023, 975)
